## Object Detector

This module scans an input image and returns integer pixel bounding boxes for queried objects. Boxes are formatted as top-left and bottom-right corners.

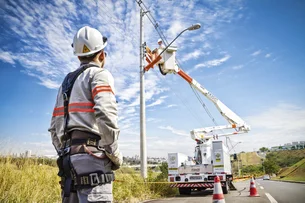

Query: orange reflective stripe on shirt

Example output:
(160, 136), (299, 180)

(69, 108), (95, 113)
(53, 106), (64, 117)
(92, 85), (114, 98)
(69, 102), (94, 107)
(52, 102), (95, 117)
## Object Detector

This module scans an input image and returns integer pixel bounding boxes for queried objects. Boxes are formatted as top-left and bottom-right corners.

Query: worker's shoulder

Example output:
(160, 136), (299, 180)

(90, 67), (114, 81)
(91, 67), (113, 76)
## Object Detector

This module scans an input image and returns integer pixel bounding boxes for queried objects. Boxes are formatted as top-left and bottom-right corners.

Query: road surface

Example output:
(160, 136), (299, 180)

(256, 178), (305, 203)
(142, 179), (305, 203)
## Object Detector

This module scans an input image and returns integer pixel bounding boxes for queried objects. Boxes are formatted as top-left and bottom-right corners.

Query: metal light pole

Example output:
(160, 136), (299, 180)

(140, 8), (147, 179)
(139, 21), (200, 179)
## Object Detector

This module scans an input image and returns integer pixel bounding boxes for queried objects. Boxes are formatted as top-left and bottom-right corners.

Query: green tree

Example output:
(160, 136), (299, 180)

(156, 162), (168, 180)
(263, 159), (280, 174)
(259, 147), (269, 152)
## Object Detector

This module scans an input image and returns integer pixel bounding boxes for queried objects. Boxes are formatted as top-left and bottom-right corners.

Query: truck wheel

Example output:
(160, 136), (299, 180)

(222, 182), (229, 194)
(179, 188), (191, 195)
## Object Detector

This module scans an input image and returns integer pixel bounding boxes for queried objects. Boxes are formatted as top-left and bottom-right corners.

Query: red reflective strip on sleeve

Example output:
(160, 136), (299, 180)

(53, 112), (64, 117)
(69, 102), (94, 107)
(92, 85), (114, 98)
(69, 108), (95, 113)
(53, 106), (64, 117)
(54, 106), (64, 111)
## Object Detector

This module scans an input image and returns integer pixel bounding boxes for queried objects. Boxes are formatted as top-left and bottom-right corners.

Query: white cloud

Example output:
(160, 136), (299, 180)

(246, 103), (305, 131)
(167, 104), (178, 108)
(194, 55), (231, 69)
(232, 65), (243, 70)
(180, 49), (204, 62)
(265, 53), (271, 58)
(251, 50), (261, 56)
(0, 50), (16, 64)
(159, 125), (189, 137)
(147, 97), (166, 108)
(234, 103), (305, 152)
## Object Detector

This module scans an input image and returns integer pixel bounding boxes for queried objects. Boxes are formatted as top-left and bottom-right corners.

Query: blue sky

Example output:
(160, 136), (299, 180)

(0, 0), (304, 157)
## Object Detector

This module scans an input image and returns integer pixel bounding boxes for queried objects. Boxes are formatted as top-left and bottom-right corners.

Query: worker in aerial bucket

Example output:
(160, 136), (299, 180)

(157, 38), (165, 49)
(49, 26), (122, 203)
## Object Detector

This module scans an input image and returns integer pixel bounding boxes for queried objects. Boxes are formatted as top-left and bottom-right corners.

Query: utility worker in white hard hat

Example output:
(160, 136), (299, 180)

(157, 38), (165, 49)
(49, 26), (122, 203)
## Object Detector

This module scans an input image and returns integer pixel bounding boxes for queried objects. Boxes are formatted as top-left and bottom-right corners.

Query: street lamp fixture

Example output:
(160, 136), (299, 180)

(144, 23), (201, 73)
(158, 23), (201, 56)
(187, 23), (201, 31)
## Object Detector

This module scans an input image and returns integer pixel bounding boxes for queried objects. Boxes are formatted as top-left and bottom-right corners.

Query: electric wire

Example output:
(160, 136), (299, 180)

(98, 11), (139, 45)
(190, 85), (218, 126)
(100, 0), (140, 39)
(150, 68), (204, 126)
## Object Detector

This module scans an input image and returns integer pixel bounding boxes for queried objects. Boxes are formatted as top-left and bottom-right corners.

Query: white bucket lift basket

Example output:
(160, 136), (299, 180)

(156, 46), (179, 74)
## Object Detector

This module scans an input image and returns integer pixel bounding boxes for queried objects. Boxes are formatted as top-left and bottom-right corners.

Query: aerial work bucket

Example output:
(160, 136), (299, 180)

(156, 46), (178, 74)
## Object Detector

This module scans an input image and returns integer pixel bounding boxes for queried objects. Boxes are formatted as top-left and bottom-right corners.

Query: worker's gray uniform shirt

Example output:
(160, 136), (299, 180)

(48, 62), (120, 202)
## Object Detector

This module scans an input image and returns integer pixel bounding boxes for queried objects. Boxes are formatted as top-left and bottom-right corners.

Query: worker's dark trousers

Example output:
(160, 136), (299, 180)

(62, 152), (113, 203)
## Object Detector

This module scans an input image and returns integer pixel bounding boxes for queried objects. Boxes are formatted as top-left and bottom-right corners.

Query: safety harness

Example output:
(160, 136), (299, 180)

(57, 63), (115, 197)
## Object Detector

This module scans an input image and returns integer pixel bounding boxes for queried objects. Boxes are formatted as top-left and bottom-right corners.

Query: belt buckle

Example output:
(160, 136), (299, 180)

(89, 173), (100, 186)
(87, 138), (97, 146)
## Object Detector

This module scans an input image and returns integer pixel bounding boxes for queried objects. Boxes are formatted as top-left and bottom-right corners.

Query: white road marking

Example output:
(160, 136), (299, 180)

(260, 186), (264, 189)
(257, 183), (260, 186)
(265, 193), (278, 203)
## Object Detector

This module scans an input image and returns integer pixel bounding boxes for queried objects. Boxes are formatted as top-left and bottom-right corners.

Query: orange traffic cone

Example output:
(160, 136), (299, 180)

(249, 177), (260, 197)
(212, 176), (225, 203)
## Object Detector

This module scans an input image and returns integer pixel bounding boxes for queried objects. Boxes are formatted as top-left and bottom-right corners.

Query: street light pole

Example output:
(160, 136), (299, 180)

(139, 21), (200, 179)
(140, 8), (147, 179)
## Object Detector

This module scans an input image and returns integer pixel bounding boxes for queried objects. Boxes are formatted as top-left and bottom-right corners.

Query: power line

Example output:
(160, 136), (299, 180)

(97, 0), (139, 46)
(150, 67), (205, 127)
(190, 85), (218, 126)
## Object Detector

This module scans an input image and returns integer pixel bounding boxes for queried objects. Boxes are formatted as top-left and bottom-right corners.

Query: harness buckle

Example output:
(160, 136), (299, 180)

(89, 173), (100, 186)
(59, 147), (70, 156)
(86, 138), (97, 146)
(64, 147), (70, 155)
(63, 92), (68, 101)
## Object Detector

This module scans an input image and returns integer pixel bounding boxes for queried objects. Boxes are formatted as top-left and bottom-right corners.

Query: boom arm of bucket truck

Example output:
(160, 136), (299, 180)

(145, 47), (250, 141)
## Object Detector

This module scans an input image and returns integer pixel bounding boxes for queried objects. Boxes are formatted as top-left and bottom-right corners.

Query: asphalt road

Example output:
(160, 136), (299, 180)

(256, 179), (305, 203)
(142, 179), (305, 203)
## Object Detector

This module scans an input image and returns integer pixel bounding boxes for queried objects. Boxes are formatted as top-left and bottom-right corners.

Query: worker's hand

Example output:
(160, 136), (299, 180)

(104, 141), (123, 170)
(105, 149), (123, 171)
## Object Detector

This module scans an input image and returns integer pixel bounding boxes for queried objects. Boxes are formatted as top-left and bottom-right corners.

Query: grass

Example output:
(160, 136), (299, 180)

(275, 158), (305, 182)
(0, 156), (177, 203)
(0, 156), (61, 203)
(239, 152), (262, 166)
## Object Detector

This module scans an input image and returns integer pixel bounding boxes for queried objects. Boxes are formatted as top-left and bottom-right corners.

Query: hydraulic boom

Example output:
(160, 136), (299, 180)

(145, 46), (250, 141)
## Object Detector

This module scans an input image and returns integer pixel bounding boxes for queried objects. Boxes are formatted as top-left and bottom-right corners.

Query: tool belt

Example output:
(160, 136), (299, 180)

(57, 130), (114, 197)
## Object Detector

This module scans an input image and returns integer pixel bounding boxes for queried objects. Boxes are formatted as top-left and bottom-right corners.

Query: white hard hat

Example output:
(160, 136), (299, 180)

(72, 26), (107, 56)
(158, 38), (162, 43)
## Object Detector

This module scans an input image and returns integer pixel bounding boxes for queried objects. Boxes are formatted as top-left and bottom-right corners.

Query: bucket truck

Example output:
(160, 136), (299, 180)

(145, 46), (250, 195)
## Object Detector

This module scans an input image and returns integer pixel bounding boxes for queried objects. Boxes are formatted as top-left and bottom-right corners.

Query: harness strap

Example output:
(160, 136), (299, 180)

(75, 172), (115, 188)
(60, 63), (99, 197)
(62, 150), (72, 197)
